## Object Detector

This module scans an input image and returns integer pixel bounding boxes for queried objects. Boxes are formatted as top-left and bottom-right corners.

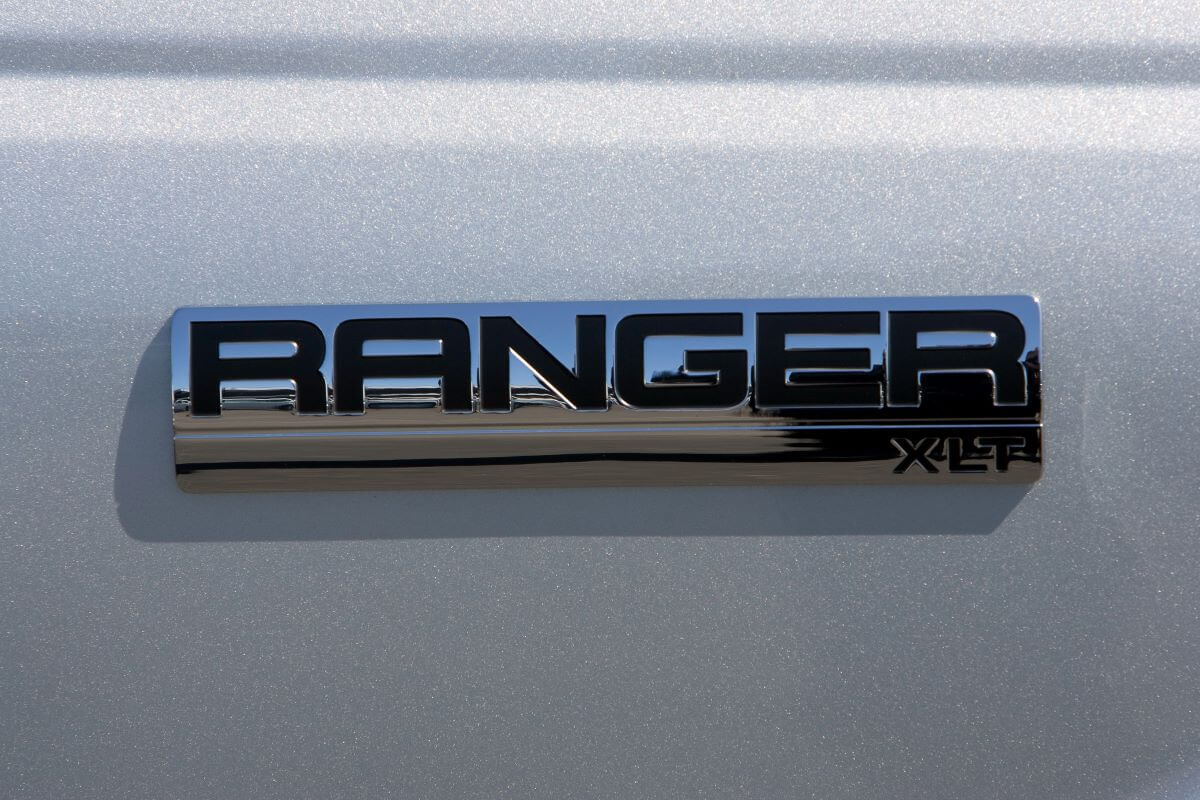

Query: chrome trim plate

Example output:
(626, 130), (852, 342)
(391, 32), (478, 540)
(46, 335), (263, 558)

(171, 297), (1042, 492)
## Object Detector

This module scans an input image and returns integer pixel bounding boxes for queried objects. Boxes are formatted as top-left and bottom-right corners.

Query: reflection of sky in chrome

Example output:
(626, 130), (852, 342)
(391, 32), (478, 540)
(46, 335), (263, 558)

(218, 340), (298, 360)
(361, 338), (442, 358)
(917, 330), (998, 349)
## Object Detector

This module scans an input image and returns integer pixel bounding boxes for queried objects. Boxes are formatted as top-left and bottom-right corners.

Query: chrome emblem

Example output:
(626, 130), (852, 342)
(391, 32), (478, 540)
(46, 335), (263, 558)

(171, 297), (1042, 491)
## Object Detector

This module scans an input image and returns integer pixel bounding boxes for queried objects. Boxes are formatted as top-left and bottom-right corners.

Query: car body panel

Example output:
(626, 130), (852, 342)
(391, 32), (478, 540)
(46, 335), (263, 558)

(3, 4), (1200, 798)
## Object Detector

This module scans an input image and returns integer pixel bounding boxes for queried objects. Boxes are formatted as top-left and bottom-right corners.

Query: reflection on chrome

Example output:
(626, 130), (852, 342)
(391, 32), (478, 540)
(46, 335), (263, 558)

(171, 296), (1042, 492)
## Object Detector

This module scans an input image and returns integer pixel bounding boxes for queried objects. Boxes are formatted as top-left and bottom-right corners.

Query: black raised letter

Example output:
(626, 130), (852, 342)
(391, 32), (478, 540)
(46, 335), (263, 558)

(334, 318), (471, 413)
(615, 313), (747, 408)
(480, 315), (606, 411)
(892, 437), (940, 473)
(190, 321), (327, 416)
(888, 311), (1027, 407)
(755, 312), (881, 407)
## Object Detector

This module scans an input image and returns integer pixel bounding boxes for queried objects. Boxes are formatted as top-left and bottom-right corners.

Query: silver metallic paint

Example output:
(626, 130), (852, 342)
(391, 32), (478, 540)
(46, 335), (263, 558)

(2, 6), (1200, 799)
